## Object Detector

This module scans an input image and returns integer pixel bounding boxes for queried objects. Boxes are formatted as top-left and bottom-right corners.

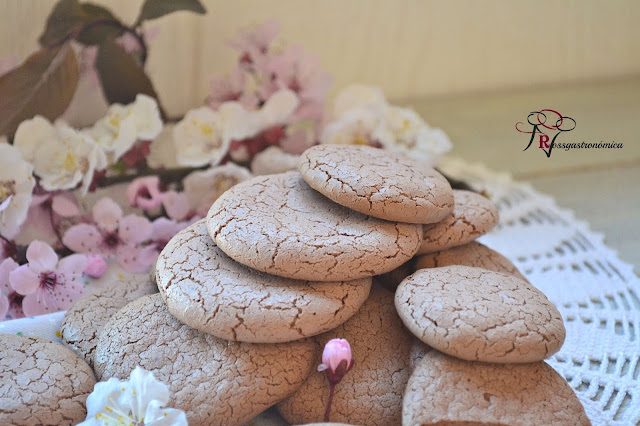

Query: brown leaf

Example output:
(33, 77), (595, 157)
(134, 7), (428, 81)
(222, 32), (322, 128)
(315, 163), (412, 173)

(0, 44), (79, 137)
(95, 40), (159, 107)
(136, 0), (206, 24)
(39, 0), (123, 47)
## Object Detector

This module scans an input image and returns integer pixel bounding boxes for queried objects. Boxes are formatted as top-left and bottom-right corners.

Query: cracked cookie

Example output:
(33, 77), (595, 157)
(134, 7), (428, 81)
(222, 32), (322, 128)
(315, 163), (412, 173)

(417, 189), (499, 255)
(415, 241), (528, 282)
(395, 266), (565, 363)
(60, 273), (157, 369)
(277, 286), (415, 425)
(0, 334), (96, 425)
(156, 220), (372, 343)
(94, 294), (316, 426)
(299, 144), (454, 223)
(207, 171), (422, 281)
(403, 351), (590, 425)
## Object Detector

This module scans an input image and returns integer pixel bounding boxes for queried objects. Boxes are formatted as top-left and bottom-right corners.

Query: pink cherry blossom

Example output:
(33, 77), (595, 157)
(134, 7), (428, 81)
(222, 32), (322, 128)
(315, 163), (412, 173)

(227, 19), (280, 66)
(318, 338), (355, 381)
(263, 45), (332, 122)
(21, 192), (81, 243)
(62, 197), (155, 273)
(207, 65), (258, 111)
(0, 292), (7, 320)
(162, 191), (191, 221)
(9, 241), (88, 317)
(0, 258), (23, 320)
(84, 255), (107, 278)
(126, 176), (163, 210)
(318, 338), (355, 422)
(149, 217), (191, 255)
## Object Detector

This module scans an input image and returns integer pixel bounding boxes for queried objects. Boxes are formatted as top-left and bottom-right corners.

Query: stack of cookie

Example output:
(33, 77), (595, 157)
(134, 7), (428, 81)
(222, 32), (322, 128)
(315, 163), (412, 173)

(47, 144), (588, 425)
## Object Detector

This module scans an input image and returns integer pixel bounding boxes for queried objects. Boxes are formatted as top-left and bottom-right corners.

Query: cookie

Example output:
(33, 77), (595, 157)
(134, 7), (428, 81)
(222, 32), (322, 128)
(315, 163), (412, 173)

(395, 266), (565, 363)
(0, 334), (96, 425)
(403, 351), (590, 425)
(373, 259), (414, 291)
(417, 189), (499, 255)
(94, 294), (316, 426)
(415, 241), (527, 281)
(277, 286), (415, 425)
(60, 274), (157, 368)
(299, 144), (453, 223)
(156, 220), (372, 343)
(207, 172), (422, 281)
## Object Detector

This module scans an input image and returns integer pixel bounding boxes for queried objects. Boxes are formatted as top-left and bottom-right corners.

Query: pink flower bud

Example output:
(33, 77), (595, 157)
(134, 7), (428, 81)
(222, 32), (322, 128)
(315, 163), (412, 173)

(84, 255), (107, 278)
(318, 338), (354, 385)
(126, 176), (163, 211)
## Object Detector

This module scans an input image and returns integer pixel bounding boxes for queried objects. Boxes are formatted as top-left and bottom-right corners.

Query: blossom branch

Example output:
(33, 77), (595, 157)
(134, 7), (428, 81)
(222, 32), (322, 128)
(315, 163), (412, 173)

(98, 166), (204, 188)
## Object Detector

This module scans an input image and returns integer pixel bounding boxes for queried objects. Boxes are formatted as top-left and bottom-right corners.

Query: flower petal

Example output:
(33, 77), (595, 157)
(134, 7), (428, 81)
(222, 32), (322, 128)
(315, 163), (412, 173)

(118, 215), (152, 244)
(0, 294), (8, 319)
(58, 254), (89, 277)
(145, 401), (188, 425)
(51, 276), (85, 311)
(117, 244), (157, 274)
(51, 193), (81, 217)
(93, 197), (123, 233)
(9, 265), (40, 295)
(21, 292), (53, 316)
(0, 258), (19, 294)
(25, 240), (58, 272)
(161, 191), (190, 221)
(62, 223), (104, 254)
(80, 376), (130, 424)
(129, 366), (170, 420)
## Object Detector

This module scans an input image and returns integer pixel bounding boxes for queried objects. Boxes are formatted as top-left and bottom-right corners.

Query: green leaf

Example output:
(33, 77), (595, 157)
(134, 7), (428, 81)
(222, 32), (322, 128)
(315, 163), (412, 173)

(39, 0), (123, 47)
(95, 40), (158, 105)
(39, 0), (84, 46)
(0, 44), (79, 137)
(136, 0), (206, 24)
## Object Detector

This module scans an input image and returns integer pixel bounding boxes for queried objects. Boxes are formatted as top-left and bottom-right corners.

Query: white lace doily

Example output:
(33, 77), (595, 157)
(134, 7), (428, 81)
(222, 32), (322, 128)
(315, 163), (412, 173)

(1, 158), (637, 425)
(440, 158), (640, 426)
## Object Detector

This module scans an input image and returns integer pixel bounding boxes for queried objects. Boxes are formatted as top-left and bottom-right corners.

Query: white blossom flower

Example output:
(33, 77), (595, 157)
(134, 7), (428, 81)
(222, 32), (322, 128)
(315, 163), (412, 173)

(251, 146), (300, 175)
(130, 94), (163, 140)
(86, 104), (138, 161)
(333, 84), (386, 117)
(78, 366), (187, 426)
(373, 105), (452, 165)
(86, 94), (163, 162)
(321, 107), (382, 146)
(255, 89), (299, 128)
(325, 85), (452, 165)
(0, 143), (35, 239)
(14, 117), (107, 194)
(173, 107), (229, 167)
(183, 163), (252, 216)
(13, 115), (58, 160)
(174, 90), (299, 167)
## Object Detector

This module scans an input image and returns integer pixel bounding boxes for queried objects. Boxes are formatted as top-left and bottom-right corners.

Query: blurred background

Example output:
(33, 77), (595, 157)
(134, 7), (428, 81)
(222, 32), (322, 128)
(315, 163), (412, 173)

(1, 0), (639, 269)
(2, 0), (639, 112)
